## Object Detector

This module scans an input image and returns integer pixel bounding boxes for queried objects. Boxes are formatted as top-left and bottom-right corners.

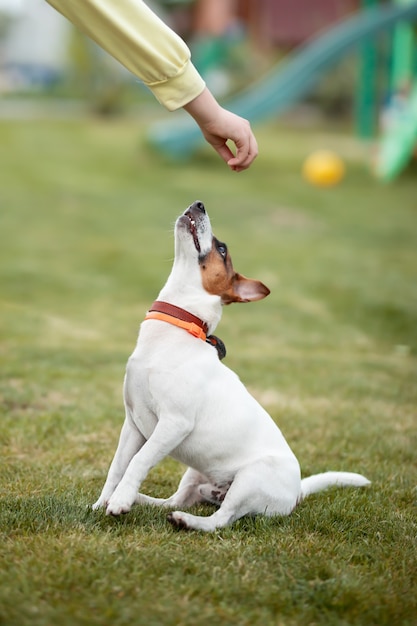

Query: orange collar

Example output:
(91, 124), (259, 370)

(144, 301), (227, 360)
(144, 301), (208, 341)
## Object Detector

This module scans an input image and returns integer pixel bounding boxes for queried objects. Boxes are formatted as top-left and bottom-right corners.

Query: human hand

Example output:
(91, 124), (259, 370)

(183, 88), (258, 171)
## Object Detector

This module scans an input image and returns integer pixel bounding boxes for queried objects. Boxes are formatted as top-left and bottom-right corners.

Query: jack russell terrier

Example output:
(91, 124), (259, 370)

(93, 201), (370, 531)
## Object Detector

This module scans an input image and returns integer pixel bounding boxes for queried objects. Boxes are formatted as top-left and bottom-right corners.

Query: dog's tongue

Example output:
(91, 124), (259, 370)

(189, 218), (201, 253)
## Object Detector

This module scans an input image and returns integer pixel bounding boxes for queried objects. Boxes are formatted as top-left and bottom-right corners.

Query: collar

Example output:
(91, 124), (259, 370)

(144, 300), (226, 360)
(145, 300), (208, 340)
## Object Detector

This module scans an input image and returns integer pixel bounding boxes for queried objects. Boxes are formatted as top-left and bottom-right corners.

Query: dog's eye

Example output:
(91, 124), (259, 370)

(217, 243), (227, 258)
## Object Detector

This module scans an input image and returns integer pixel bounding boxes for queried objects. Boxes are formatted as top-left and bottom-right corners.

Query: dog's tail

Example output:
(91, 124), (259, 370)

(300, 471), (370, 500)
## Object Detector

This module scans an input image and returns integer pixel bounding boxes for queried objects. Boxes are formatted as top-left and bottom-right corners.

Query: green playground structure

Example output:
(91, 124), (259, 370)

(148, 2), (417, 180)
(375, 83), (417, 180)
(374, 0), (417, 180)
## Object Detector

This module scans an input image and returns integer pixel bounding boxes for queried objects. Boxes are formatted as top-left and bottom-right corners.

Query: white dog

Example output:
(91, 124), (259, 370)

(93, 201), (370, 531)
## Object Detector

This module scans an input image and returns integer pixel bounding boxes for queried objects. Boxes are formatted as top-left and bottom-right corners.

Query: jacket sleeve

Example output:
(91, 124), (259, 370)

(46, 0), (205, 111)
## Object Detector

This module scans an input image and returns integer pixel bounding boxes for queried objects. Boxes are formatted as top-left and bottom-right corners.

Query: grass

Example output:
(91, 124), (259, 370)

(0, 114), (416, 626)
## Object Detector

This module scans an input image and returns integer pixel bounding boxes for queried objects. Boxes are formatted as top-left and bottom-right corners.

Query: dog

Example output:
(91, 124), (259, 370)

(92, 201), (370, 531)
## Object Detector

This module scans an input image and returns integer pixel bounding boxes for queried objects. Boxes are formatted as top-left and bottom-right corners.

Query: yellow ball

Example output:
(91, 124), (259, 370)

(302, 150), (345, 187)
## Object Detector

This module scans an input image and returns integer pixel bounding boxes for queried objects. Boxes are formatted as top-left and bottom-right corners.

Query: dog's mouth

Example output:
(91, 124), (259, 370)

(183, 210), (201, 253)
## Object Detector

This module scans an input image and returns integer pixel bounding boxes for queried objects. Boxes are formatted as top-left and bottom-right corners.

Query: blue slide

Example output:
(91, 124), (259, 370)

(148, 3), (417, 159)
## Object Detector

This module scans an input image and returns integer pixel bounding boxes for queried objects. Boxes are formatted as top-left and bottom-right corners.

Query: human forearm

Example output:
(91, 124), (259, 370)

(46, 0), (258, 169)
(46, 0), (205, 110)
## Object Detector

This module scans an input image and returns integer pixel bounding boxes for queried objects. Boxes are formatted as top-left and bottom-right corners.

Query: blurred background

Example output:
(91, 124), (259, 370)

(3, 0), (356, 106)
(1, 0), (416, 176)
(0, 0), (413, 130)
(0, 0), (416, 356)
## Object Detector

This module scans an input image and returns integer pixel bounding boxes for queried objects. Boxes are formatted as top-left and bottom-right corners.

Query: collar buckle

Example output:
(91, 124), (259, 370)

(188, 322), (207, 340)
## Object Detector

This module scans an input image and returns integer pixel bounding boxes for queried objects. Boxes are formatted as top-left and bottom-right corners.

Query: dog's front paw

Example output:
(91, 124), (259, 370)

(105, 486), (136, 516)
(92, 496), (109, 511)
(106, 495), (133, 516)
(92, 488), (116, 511)
(106, 501), (131, 516)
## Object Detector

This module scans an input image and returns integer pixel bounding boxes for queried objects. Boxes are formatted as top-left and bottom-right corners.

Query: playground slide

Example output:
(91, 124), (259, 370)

(375, 83), (417, 180)
(148, 3), (417, 159)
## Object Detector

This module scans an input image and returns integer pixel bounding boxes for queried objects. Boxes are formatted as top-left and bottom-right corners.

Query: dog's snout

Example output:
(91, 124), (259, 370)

(191, 201), (205, 214)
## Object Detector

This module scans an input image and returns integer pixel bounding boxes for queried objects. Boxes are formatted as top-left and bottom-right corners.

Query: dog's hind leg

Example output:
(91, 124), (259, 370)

(135, 467), (210, 508)
(168, 456), (300, 531)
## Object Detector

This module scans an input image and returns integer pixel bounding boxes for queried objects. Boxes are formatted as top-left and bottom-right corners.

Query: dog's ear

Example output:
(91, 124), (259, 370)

(222, 273), (270, 304)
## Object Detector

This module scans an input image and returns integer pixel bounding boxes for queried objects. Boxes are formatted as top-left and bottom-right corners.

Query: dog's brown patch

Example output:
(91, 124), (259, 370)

(200, 238), (270, 305)
(200, 238), (235, 300)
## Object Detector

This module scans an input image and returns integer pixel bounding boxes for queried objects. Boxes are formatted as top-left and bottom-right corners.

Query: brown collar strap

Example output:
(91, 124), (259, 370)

(144, 301), (226, 360)
(145, 301), (209, 340)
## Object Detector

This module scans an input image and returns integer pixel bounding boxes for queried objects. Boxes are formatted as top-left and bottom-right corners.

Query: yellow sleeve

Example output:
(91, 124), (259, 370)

(46, 0), (205, 111)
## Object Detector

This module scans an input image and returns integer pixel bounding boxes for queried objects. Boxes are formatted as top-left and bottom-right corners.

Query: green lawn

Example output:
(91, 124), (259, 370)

(0, 116), (416, 626)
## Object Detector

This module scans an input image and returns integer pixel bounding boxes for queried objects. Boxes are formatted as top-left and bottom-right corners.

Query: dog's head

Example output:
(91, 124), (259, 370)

(175, 201), (270, 305)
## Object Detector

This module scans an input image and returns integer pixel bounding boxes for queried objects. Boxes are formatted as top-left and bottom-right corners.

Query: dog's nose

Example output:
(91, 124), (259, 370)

(190, 201), (205, 214)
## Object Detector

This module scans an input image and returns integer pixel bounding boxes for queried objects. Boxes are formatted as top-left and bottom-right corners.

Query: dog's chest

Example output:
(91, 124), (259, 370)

(124, 357), (158, 434)
(124, 333), (221, 437)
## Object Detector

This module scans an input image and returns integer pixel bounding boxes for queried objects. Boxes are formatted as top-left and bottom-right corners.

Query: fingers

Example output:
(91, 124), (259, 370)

(209, 116), (258, 172)
(183, 89), (258, 170)
(226, 114), (258, 171)
(208, 128), (258, 172)
(227, 132), (258, 172)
